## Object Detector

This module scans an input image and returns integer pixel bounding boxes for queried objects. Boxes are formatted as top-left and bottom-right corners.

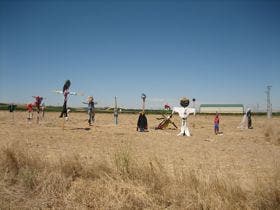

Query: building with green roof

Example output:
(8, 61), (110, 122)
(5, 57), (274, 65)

(199, 104), (244, 114)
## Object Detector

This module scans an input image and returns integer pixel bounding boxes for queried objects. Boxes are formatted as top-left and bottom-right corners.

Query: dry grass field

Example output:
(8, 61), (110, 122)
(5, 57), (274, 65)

(0, 111), (279, 209)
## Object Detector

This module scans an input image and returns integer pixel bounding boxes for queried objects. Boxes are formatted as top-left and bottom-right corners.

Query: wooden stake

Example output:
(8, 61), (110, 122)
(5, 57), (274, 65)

(62, 116), (65, 130)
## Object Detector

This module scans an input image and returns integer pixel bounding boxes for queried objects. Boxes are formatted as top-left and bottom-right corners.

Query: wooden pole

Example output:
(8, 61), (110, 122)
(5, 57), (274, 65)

(141, 94), (146, 112)
(142, 98), (145, 112)
(62, 116), (65, 130)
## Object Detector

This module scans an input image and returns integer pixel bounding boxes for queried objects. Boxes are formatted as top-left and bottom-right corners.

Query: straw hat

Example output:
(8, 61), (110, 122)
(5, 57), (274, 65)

(88, 96), (93, 102)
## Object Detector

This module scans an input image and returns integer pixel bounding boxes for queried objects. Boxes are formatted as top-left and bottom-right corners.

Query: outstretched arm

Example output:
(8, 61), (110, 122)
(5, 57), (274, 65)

(172, 107), (179, 115)
(54, 90), (63, 94)
(69, 92), (77, 96)
(188, 108), (196, 116)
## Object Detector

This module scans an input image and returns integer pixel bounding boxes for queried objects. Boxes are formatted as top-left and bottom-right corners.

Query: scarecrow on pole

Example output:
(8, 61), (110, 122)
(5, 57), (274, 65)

(26, 96), (45, 124)
(137, 94), (148, 132)
(82, 96), (96, 126)
(54, 80), (82, 129)
(172, 97), (195, 136)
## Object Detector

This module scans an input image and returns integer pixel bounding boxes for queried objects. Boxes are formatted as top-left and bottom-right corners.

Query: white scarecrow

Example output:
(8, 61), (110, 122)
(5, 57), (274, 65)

(238, 108), (252, 129)
(172, 97), (196, 136)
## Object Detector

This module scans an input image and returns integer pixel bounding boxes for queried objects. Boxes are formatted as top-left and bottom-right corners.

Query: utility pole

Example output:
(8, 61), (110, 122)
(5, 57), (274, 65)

(265, 85), (272, 119)
(114, 96), (118, 125)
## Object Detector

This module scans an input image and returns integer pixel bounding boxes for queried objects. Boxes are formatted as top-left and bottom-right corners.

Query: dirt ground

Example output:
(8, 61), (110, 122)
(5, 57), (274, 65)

(0, 111), (279, 191)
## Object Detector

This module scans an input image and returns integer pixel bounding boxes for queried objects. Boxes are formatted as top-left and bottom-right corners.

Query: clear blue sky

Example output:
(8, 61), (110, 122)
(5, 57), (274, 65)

(1, 0), (279, 110)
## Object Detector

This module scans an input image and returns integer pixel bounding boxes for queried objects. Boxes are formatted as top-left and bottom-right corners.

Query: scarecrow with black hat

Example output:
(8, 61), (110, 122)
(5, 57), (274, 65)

(172, 97), (195, 136)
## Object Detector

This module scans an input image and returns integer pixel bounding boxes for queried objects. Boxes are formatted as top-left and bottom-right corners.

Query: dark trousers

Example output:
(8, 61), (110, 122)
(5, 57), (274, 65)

(88, 110), (95, 124)
(60, 101), (67, 117)
(248, 117), (252, 128)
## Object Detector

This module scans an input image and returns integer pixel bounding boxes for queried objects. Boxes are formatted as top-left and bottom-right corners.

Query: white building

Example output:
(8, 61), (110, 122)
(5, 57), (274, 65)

(199, 104), (244, 114)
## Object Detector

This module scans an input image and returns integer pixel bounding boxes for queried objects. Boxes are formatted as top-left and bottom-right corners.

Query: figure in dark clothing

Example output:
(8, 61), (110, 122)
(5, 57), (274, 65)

(60, 100), (68, 118)
(137, 112), (148, 132)
(8, 104), (16, 112)
(8, 103), (16, 122)
(33, 96), (43, 114)
(238, 108), (253, 129)
(60, 80), (71, 118)
(59, 80), (77, 119)
(246, 109), (253, 129)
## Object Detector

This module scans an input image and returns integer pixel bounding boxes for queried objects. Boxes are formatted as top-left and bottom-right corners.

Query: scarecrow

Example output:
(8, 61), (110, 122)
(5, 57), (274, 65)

(33, 96), (44, 113)
(172, 97), (195, 136)
(82, 96), (96, 126)
(137, 112), (148, 132)
(8, 103), (16, 123)
(27, 96), (44, 123)
(8, 103), (16, 113)
(54, 80), (78, 120)
(27, 103), (33, 120)
(137, 94), (148, 132)
(238, 108), (253, 129)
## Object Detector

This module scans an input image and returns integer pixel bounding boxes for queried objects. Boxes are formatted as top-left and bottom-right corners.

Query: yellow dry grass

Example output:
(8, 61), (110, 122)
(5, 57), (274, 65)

(0, 111), (279, 209)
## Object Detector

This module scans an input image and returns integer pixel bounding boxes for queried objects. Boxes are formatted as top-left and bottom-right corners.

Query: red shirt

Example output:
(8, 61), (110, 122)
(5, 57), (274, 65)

(27, 103), (33, 112)
(214, 116), (219, 124)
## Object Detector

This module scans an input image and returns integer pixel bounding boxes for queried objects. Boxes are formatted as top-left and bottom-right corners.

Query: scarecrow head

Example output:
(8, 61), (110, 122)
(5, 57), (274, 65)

(88, 96), (93, 102)
(180, 97), (190, 108)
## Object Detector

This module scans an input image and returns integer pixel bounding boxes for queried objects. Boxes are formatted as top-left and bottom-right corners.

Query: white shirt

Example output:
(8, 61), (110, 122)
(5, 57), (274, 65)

(172, 107), (196, 118)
